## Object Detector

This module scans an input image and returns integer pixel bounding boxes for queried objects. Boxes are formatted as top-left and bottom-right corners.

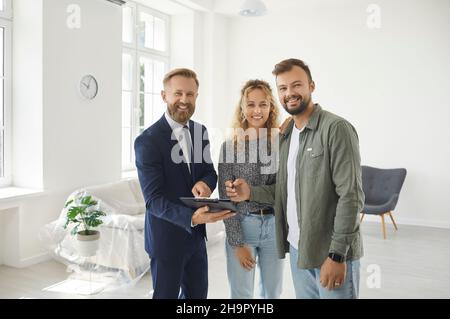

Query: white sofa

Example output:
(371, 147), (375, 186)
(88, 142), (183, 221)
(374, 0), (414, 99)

(40, 178), (149, 283)
(40, 177), (226, 284)
(82, 178), (149, 279)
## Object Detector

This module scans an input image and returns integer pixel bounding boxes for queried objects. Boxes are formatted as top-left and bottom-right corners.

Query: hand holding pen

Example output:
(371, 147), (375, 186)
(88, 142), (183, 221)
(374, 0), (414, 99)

(225, 175), (251, 202)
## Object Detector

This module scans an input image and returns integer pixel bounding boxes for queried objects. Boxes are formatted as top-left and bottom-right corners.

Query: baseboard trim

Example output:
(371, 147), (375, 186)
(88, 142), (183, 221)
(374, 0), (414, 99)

(17, 252), (52, 268)
(361, 215), (450, 230)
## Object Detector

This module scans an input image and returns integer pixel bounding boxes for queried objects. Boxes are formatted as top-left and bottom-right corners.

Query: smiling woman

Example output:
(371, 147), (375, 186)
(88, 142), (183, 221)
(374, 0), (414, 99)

(218, 79), (282, 299)
(231, 79), (279, 142)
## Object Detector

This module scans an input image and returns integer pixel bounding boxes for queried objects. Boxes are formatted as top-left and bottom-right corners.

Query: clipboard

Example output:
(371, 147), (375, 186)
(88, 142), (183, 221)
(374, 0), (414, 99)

(179, 197), (237, 212)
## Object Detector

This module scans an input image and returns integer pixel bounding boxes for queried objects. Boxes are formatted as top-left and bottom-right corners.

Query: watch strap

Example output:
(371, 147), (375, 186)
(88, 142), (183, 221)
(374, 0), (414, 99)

(328, 252), (345, 263)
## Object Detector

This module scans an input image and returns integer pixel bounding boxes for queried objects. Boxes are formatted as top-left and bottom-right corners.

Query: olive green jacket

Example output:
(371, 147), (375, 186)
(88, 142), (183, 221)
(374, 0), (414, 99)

(251, 104), (364, 269)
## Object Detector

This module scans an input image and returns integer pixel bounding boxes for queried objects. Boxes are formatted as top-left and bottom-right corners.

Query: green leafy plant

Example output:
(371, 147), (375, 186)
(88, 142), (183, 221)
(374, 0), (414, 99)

(63, 194), (106, 236)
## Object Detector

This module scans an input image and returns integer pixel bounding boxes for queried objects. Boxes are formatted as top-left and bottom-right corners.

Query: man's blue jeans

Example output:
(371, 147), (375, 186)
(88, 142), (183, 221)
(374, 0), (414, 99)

(225, 214), (284, 299)
(289, 245), (360, 299)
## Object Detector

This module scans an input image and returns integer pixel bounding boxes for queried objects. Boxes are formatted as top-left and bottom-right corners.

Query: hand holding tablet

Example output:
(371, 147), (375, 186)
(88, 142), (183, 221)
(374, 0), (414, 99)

(183, 199), (237, 226)
(180, 197), (237, 212)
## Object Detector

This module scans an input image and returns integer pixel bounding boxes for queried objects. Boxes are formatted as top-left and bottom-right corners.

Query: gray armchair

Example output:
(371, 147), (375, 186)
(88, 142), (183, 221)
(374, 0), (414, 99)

(360, 166), (407, 239)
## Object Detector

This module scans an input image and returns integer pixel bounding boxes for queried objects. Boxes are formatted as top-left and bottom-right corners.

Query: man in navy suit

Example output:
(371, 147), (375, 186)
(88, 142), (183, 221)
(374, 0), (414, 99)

(135, 68), (235, 299)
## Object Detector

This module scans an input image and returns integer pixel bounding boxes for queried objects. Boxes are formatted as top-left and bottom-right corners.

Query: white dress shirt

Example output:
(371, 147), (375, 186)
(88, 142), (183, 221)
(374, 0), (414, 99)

(164, 111), (193, 173)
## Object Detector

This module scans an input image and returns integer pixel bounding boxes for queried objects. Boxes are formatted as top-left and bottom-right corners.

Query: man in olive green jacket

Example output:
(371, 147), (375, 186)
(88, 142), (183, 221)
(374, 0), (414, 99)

(226, 58), (364, 299)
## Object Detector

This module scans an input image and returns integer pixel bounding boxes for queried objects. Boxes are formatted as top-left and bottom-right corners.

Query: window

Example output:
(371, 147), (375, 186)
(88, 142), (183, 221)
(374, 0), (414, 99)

(0, 0), (11, 186)
(0, 0), (11, 19)
(122, 2), (170, 171)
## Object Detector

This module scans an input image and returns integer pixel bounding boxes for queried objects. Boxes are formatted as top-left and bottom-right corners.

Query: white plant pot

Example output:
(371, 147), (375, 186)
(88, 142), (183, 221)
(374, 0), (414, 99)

(77, 230), (100, 257)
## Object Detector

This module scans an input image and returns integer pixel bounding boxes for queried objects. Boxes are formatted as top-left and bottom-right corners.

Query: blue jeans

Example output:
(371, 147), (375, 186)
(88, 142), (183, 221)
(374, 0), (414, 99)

(226, 214), (284, 299)
(289, 245), (360, 299)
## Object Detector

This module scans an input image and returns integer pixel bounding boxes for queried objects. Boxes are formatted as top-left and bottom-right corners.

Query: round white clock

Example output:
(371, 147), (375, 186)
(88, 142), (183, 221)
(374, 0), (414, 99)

(79, 75), (98, 100)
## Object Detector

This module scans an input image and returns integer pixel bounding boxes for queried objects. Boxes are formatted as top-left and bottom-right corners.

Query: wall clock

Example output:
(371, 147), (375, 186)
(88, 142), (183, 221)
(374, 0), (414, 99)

(79, 74), (98, 100)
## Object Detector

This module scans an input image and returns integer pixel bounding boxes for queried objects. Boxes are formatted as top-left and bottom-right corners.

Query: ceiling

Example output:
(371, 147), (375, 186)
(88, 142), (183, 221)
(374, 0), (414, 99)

(131, 0), (352, 17)
(213, 0), (352, 17)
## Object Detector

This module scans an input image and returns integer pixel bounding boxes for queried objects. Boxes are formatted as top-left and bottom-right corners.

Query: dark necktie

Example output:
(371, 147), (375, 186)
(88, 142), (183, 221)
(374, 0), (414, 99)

(182, 125), (194, 176)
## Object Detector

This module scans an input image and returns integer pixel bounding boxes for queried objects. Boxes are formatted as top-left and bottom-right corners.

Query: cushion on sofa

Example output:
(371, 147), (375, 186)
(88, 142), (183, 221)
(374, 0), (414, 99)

(84, 178), (145, 216)
(101, 214), (145, 230)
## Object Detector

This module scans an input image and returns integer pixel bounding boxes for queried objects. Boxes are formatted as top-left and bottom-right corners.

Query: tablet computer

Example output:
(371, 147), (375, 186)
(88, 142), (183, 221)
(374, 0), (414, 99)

(179, 197), (237, 212)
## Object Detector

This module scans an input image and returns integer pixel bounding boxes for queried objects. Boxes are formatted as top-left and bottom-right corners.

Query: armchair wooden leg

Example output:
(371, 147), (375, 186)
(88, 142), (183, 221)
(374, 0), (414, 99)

(388, 211), (398, 230)
(360, 213), (365, 223)
(381, 213), (387, 239)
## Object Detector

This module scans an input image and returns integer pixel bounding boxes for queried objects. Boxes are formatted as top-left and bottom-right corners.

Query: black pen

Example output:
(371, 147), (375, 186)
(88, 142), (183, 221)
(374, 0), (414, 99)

(231, 175), (236, 190)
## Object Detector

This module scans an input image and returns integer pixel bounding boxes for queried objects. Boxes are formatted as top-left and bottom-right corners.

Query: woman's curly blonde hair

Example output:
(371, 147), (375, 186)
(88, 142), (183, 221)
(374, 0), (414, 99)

(231, 79), (280, 143)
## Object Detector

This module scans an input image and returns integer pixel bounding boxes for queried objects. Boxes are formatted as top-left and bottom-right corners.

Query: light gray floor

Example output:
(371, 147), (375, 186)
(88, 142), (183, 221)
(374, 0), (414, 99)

(1, 222), (450, 299)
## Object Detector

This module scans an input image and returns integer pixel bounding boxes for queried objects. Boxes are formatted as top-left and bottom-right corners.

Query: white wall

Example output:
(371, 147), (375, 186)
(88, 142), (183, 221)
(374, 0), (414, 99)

(170, 10), (221, 127)
(201, 12), (229, 128)
(1, 0), (122, 267)
(2, 0), (213, 268)
(0, 207), (20, 266)
(171, 13), (196, 70)
(3, 0), (449, 268)
(12, 0), (43, 189)
(43, 0), (122, 190)
(170, 10), (231, 179)
(0, 212), (4, 264)
(210, 0), (450, 228)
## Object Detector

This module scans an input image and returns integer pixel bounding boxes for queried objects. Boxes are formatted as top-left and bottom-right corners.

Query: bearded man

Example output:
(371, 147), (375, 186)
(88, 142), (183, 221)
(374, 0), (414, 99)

(135, 68), (234, 299)
(226, 59), (364, 299)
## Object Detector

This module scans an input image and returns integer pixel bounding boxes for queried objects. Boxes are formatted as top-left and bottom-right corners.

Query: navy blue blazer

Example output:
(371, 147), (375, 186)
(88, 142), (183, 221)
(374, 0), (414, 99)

(134, 115), (217, 260)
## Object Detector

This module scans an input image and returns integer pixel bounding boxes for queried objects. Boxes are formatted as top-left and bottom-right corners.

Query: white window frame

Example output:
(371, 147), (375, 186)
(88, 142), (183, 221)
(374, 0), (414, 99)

(122, 47), (136, 172)
(122, 2), (136, 49)
(134, 51), (169, 143)
(0, 3), (12, 186)
(136, 5), (170, 57)
(122, 1), (170, 172)
(0, 0), (12, 20)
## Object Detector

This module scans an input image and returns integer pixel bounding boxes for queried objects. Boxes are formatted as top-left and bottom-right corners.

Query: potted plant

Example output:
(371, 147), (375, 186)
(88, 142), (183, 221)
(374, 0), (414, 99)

(63, 193), (106, 257)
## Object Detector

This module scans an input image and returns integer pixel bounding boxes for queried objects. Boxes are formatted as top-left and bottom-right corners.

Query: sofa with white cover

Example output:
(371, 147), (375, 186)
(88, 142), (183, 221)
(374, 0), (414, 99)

(40, 178), (148, 284)
(40, 178), (226, 285)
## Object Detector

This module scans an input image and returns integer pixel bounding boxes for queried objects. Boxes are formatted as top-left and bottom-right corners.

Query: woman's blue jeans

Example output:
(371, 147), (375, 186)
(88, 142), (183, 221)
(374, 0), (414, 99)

(225, 213), (284, 299)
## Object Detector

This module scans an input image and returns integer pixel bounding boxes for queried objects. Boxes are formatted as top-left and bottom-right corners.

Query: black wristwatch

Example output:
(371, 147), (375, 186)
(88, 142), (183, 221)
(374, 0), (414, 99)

(328, 252), (345, 263)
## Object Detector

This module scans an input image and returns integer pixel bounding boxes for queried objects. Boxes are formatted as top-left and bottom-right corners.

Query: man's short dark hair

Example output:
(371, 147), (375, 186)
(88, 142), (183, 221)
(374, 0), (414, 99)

(272, 58), (313, 83)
